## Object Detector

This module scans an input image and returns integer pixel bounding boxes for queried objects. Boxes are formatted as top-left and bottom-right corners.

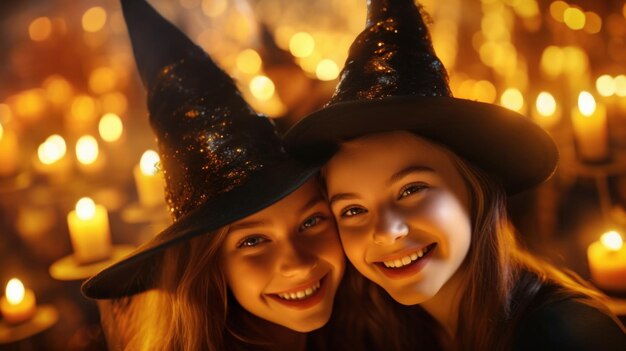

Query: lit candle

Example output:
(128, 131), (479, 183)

(532, 91), (561, 130)
(67, 197), (112, 264)
(0, 122), (19, 176)
(133, 150), (165, 207)
(0, 278), (36, 324)
(587, 231), (626, 292)
(571, 91), (609, 162)
(98, 113), (124, 143)
(34, 134), (72, 181)
(76, 134), (104, 173)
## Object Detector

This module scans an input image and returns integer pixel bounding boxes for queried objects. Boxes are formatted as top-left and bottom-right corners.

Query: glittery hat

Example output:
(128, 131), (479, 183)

(284, 0), (557, 193)
(82, 0), (321, 299)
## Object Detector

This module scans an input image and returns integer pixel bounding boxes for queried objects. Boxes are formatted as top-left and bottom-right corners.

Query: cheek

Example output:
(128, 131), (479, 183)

(223, 253), (275, 296)
(413, 193), (472, 259)
(337, 227), (369, 266)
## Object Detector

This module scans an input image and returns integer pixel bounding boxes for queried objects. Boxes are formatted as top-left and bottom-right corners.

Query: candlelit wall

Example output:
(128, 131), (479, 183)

(0, 0), (625, 349)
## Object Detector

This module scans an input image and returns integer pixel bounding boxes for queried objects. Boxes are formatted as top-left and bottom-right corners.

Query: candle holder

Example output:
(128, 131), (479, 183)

(48, 245), (135, 281)
(562, 147), (626, 222)
(0, 305), (58, 345)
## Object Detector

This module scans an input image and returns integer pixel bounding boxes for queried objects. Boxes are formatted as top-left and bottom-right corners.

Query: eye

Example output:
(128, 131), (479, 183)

(398, 182), (429, 200)
(236, 235), (269, 249)
(340, 206), (367, 218)
(299, 214), (326, 231)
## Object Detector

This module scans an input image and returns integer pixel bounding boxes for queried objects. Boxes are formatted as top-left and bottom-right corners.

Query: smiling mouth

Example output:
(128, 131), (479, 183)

(276, 280), (321, 301)
(373, 243), (437, 278)
(380, 243), (437, 268)
(266, 275), (328, 309)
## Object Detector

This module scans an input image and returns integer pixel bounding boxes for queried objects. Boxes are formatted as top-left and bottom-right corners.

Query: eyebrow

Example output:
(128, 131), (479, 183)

(328, 165), (435, 206)
(229, 219), (268, 232)
(328, 192), (359, 207)
(299, 194), (326, 214)
(388, 165), (435, 185)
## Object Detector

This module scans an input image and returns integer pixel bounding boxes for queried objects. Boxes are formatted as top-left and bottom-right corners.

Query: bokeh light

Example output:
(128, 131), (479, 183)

(500, 88), (524, 112)
(289, 32), (315, 58)
(249, 76), (275, 101)
(82, 7), (107, 33)
(98, 113), (123, 143)
(29, 17), (52, 42)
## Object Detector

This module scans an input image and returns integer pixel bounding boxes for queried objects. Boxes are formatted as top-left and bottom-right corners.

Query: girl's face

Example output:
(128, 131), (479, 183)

(220, 179), (345, 332)
(324, 131), (471, 305)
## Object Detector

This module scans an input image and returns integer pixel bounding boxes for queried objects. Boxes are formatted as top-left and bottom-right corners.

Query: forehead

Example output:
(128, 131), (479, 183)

(326, 131), (453, 174)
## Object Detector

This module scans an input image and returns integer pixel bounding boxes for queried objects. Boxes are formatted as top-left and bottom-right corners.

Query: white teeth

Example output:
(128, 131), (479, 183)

(382, 245), (433, 269)
(276, 280), (321, 301)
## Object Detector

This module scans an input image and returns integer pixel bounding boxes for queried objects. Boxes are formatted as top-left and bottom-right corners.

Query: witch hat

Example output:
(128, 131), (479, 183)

(82, 0), (321, 299)
(284, 0), (557, 194)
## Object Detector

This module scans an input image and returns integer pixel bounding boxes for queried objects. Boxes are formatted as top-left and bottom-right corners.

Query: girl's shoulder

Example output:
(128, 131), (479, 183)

(513, 292), (626, 351)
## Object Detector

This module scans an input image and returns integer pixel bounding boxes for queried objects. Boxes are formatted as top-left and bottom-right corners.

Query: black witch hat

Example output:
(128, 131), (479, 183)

(82, 0), (321, 299)
(284, 0), (557, 193)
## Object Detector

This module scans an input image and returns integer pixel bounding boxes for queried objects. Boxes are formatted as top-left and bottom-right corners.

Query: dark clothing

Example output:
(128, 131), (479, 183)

(514, 295), (626, 351)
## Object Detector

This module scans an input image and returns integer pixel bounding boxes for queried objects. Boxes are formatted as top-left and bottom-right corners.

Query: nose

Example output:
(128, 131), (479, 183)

(278, 242), (318, 278)
(373, 208), (409, 245)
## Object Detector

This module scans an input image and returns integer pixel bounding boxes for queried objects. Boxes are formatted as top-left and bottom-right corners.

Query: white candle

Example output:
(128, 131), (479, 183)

(587, 231), (626, 292)
(0, 122), (19, 176)
(133, 150), (165, 207)
(571, 91), (609, 161)
(0, 278), (36, 324)
(67, 197), (112, 264)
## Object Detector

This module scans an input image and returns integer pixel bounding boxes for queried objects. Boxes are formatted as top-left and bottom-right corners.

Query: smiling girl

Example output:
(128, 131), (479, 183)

(285, 0), (626, 349)
(81, 1), (344, 350)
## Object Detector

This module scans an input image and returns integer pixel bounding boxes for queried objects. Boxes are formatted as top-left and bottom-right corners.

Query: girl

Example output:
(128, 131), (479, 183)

(81, 1), (345, 350)
(284, 0), (626, 349)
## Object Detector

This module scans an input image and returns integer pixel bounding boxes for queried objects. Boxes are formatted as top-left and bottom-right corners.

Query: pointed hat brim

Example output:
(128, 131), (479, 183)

(284, 96), (558, 194)
(81, 157), (322, 299)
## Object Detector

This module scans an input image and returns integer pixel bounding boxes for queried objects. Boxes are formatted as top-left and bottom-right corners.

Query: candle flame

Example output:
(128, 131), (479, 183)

(6, 278), (25, 305)
(0, 122), (4, 141)
(578, 91), (596, 116)
(500, 88), (524, 112)
(536, 92), (557, 117)
(76, 197), (96, 220)
(99, 113), (123, 142)
(76, 135), (99, 165)
(249, 76), (275, 101)
(38, 134), (67, 165)
(601, 231), (623, 251)
(140, 150), (160, 176)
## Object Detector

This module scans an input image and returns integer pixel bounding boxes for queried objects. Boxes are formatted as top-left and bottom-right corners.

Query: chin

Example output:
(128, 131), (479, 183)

(386, 287), (434, 306)
(286, 313), (331, 333)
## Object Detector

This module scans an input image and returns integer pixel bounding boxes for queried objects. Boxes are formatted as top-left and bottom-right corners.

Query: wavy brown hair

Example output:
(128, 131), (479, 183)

(319, 138), (622, 351)
(99, 227), (296, 351)
(448, 148), (622, 350)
